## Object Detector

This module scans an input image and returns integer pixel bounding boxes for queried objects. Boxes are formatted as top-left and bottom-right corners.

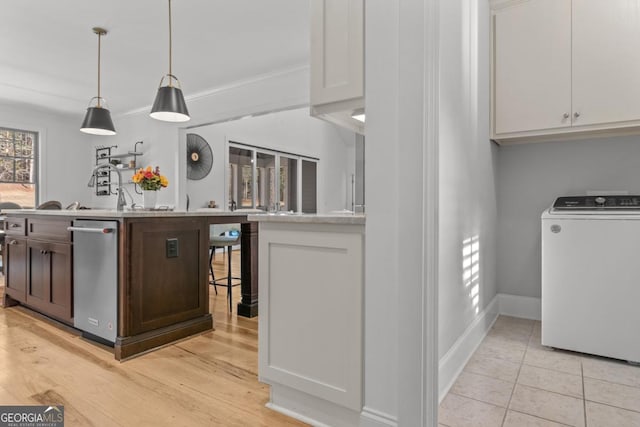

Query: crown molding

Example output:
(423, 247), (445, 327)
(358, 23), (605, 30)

(490, 0), (531, 11)
(118, 64), (310, 118)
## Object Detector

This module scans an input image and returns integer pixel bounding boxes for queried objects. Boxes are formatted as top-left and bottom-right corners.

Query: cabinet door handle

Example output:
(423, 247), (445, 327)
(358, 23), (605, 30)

(563, 112), (570, 119)
(40, 249), (49, 255)
(8, 240), (17, 245)
(574, 112), (580, 118)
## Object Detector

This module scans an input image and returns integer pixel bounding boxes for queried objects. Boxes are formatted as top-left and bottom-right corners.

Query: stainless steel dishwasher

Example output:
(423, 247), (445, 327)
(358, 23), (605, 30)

(68, 219), (118, 344)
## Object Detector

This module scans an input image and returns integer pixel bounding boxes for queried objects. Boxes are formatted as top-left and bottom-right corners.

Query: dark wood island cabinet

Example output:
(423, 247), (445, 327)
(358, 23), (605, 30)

(4, 216), (73, 325)
(2, 210), (259, 360)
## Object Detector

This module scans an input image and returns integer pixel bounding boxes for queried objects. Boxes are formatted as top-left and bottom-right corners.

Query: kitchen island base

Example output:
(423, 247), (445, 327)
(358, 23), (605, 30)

(115, 314), (212, 360)
(2, 210), (259, 360)
(3, 293), (19, 307)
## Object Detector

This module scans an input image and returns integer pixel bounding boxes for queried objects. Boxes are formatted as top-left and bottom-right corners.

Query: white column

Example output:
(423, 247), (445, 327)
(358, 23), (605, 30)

(363, 0), (439, 426)
(361, 1), (400, 424)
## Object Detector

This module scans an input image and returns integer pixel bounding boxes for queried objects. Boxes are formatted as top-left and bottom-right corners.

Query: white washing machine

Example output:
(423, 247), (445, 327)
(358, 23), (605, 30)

(542, 195), (640, 363)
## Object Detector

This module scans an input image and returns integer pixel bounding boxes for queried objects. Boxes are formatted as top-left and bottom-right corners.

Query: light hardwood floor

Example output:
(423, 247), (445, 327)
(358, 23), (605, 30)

(0, 250), (306, 427)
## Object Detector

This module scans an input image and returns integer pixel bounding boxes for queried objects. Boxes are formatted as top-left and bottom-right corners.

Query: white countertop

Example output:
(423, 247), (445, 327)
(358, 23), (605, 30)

(1, 209), (251, 218)
(247, 213), (365, 225)
(1, 209), (366, 224)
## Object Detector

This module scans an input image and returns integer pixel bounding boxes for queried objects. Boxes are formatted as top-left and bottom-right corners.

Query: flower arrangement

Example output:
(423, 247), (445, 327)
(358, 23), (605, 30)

(132, 166), (169, 191)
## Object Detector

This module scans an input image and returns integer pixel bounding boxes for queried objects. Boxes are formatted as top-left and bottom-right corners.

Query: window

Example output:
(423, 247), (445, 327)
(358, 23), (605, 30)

(0, 127), (37, 208)
(228, 147), (253, 208)
(228, 143), (317, 213)
(255, 152), (276, 210)
(301, 160), (317, 214)
(279, 156), (298, 212)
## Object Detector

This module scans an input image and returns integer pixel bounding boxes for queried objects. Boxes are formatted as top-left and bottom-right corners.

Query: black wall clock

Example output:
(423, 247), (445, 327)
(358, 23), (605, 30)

(186, 133), (213, 180)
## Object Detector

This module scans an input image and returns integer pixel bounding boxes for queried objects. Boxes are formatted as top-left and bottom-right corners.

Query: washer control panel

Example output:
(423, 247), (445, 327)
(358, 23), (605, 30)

(553, 196), (640, 210)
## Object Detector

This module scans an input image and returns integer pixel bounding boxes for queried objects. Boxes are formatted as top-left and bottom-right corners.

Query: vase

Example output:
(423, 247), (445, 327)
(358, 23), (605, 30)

(143, 190), (157, 209)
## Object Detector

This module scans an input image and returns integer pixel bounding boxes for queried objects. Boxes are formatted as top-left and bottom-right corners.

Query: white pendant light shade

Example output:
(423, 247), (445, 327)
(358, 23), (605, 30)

(351, 108), (365, 123)
(81, 27), (116, 135)
(150, 0), (190, 122)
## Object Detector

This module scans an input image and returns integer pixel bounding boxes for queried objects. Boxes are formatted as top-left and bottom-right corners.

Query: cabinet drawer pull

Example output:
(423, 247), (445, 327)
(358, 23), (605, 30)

(8, 240), (18, 245)
(10, 223), (20, 228)
(40, 249), (49, 255)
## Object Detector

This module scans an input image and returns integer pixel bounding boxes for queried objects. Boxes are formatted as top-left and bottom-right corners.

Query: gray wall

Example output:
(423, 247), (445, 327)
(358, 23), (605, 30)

(438, 0), (498, 359)
(497, 134), (640, 298)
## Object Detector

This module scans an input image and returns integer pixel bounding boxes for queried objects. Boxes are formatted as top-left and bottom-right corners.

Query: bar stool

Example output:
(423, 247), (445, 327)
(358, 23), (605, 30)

(209, 230), (241, 312)
(208, 226), (230, 283)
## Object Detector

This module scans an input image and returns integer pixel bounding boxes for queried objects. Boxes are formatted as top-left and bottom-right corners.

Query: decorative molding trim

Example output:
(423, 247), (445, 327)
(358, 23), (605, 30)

(115, 314), (212, 360)
(498, 293), (541, 320)
(266, 403), (333, 427)
(119, 64), (309, 117)
(360, 407), (398, 427)
(396, 0), (441, 424)
(267, 383), (361, 427)
(438, 295), (500, 402)
(188, 102), (308, 131)
(422, 0), (440, 424)
(490, 0), (531, 11)
(187, 64), (308, 103)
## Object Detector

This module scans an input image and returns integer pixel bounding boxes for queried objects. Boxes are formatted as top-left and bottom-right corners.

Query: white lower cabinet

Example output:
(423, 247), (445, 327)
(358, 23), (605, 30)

(257, 220), (364, 427)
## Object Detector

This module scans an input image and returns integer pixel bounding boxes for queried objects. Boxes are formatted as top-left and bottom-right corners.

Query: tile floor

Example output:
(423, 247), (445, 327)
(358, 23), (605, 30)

(439, 315), (640, 427)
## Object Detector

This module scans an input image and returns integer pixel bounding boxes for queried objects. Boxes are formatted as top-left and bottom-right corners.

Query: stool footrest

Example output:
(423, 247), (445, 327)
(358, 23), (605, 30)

(211, 278), (241, 286)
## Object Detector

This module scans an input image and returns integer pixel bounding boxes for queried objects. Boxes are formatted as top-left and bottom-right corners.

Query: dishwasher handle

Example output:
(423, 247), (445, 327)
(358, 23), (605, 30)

(67, 226), (115, 234)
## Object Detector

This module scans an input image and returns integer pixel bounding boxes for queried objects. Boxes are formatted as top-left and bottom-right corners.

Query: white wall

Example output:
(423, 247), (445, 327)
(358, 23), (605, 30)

(185, 108), (356, 213)
(88, 67), (310, 210)
(0, 101), (91, 207)
(87, 111), (182, 209)
(438, 0), (498, 358)
(497, 134), (640, 298)
(361, 1), (400, 424)
(0, 59), (344, 216)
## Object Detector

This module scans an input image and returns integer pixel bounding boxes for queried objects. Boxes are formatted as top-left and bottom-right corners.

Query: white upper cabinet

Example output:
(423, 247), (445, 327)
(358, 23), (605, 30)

(493, 0), (572, 135)
(572, 0), (640, 127)
(310, 0), (364, 135)
(492, 0), (640, 144)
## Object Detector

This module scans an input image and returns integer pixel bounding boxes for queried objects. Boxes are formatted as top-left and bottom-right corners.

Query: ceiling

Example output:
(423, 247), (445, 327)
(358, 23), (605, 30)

(0, 0), (309, 117)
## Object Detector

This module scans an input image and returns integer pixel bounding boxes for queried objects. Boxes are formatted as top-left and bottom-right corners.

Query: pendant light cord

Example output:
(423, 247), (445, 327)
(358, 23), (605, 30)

(97, 31), (102, 107)
(168, 0), (173, 87)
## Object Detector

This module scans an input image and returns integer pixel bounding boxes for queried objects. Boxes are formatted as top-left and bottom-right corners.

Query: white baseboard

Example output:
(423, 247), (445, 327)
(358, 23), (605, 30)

(437, 293), (542, 403)
(267, 384), (361, 427)
(498, 293), (541, 321)
(267, 402), (333, 427)
(438, 295), (499, 402)
(266, 292), (540, 426)
(360, 407), (398, 427)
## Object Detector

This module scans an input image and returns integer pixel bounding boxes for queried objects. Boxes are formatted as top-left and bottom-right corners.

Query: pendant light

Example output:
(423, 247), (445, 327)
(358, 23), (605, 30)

(150, 0), (190, 122)
(351, 108), (366, 123)
(81, 27), (116, 136)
